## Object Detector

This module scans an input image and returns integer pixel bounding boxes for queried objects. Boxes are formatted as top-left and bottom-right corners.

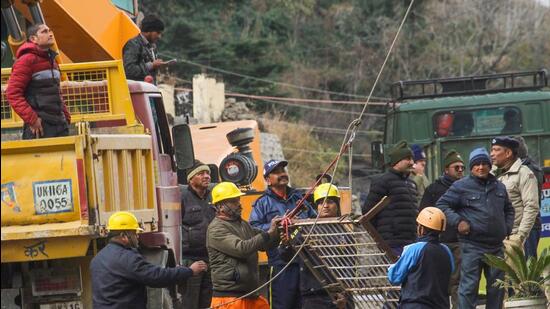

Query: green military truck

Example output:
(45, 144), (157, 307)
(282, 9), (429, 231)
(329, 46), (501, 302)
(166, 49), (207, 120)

(371, 69), (550, 252)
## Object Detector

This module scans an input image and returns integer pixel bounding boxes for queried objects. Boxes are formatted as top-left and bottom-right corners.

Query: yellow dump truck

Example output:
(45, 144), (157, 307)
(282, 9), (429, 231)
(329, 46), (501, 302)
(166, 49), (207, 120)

(1, 60), (196, 308)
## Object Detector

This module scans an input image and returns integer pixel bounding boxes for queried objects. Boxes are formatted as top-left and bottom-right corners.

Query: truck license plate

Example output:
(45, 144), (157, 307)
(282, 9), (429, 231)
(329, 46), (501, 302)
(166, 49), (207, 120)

(33, 179), (74, 214)
(39, 301), (82, 309)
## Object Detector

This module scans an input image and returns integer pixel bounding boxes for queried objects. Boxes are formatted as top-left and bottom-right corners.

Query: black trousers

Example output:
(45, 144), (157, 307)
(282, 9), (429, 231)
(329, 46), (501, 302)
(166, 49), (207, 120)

(22, 121), (69, 140)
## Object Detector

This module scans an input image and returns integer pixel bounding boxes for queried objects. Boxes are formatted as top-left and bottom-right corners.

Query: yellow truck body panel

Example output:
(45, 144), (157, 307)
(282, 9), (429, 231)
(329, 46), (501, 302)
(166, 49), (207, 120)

(1, 136), (85, 226)
(1, 61), (158, 264)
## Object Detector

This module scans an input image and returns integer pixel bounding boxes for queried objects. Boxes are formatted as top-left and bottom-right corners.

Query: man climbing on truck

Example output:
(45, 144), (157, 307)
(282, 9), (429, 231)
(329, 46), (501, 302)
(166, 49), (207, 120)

(6, 24), (71, 139)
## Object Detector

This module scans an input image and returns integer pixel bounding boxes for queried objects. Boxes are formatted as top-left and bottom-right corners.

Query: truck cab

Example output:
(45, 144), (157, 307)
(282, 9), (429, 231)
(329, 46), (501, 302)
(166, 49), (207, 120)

(373, 70), (549, 179)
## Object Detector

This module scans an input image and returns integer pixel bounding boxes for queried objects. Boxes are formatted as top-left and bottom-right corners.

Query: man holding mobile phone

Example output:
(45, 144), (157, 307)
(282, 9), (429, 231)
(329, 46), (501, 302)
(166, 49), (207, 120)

(123, 15), (175, 84)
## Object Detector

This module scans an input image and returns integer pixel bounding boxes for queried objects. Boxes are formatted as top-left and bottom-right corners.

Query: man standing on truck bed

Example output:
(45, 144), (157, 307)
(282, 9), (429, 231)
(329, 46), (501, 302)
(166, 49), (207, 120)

(180, 160), (216, 309)
(249, 160), (317, 309)
(6, 24), (71, 139)
(91, 211), (207, 309)
(490, 137), (539, 253)
(123, 14), (169, 84)
(362, 140), (418, 256)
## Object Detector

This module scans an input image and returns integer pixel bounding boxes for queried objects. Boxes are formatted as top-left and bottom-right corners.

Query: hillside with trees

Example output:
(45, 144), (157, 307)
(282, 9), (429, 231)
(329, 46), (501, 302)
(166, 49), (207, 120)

(141, 0), (550, 188)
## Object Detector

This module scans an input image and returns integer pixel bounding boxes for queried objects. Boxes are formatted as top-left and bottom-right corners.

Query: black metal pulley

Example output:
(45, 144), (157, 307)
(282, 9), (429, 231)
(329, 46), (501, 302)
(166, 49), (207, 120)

(219, 128), (258, 186)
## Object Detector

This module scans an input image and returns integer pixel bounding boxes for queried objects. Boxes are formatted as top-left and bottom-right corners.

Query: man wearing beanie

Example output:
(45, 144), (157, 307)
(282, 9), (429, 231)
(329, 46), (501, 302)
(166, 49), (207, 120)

(123, 14), (171, 83)
(490, 136), (539, 255)
(410, 144), (431, 203)
(180, 160), (216, 308)
(420, 149), (465, 308)
(362, 140), (418, 256)
(437, 147), (514, 309)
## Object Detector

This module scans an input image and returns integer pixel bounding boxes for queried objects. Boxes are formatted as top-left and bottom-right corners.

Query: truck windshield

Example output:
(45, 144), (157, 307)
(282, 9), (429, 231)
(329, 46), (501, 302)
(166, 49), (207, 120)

(434, 106), (521, 138)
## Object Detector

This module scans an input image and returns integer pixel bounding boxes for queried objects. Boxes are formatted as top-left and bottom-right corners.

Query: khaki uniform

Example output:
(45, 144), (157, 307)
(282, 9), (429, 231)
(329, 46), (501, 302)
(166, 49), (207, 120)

(411, 173), (430, 205)
(492, 158), (539, 248)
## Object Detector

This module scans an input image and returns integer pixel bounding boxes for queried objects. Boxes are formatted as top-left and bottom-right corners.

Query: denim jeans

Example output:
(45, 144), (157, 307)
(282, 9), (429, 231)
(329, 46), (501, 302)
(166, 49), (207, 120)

(458, 242), (504, 309)
(269, 263), (302, 309)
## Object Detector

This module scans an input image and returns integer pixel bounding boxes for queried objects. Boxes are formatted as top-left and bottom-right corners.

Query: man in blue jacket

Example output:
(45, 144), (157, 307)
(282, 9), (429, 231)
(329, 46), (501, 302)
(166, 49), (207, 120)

(91, 212), (207, 309)
(388, 207), (454, 308)
(437, 148), (514, 309)
(249, 160), (317, 309)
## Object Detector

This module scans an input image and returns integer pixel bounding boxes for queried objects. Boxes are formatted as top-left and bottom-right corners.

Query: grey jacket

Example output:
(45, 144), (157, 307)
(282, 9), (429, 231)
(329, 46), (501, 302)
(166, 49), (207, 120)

(122, 34), (157, 82)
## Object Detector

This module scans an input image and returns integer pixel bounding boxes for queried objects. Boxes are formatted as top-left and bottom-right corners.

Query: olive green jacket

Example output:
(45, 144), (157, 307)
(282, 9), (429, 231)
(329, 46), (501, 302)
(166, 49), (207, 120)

(207, 217), (278, 297)
(411, 173), (430, 205)
(492, 158), (539, 240)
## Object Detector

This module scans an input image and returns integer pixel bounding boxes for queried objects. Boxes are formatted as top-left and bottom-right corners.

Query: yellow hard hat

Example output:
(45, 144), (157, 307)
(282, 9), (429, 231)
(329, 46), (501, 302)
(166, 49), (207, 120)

(416, 207), (446, 231)
(313, 183), (340, 204)
(107, 211), (144, 232)
(211, 182), (245, 204)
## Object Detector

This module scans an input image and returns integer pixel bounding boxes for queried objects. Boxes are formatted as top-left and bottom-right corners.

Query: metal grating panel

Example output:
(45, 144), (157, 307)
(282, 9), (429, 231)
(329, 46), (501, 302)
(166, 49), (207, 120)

(1, 75), (12, 120)
(290, 215), (400, 308)
(62, 80), (110, 115)
(0, 68), (111, 122)
(62, 69), (110, 115)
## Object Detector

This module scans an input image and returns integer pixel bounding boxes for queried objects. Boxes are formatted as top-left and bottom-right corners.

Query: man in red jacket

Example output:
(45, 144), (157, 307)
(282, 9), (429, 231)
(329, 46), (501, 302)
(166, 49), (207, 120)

(6, 24), (70, 139)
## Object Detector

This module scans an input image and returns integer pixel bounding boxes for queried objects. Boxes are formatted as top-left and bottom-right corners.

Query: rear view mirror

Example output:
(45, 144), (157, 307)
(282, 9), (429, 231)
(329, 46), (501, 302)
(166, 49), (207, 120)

(208, 164), (219, 183)
(371, 141), (384, 169)
(172, 124), (195, 170)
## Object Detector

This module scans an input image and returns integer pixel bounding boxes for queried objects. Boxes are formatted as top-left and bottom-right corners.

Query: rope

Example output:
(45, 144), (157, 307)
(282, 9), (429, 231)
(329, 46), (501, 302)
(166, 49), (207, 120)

(206, 1), (415, 307)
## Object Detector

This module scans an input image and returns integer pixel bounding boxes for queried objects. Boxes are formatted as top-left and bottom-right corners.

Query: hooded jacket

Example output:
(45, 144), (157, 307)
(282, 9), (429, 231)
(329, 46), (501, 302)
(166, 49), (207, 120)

(6, 42), (70, 125)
